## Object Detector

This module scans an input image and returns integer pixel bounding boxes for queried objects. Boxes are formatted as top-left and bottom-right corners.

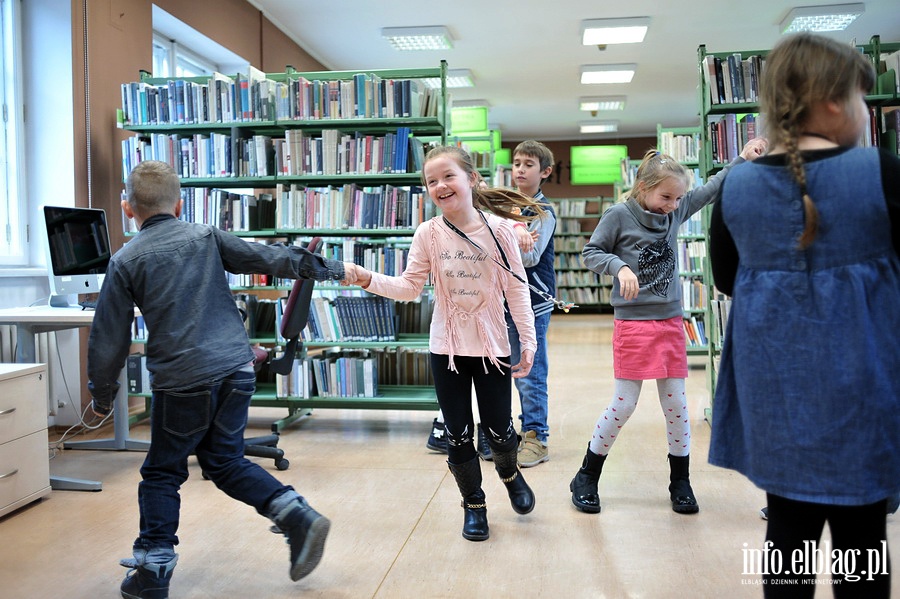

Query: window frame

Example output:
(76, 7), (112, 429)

(0, 0), (27, 266)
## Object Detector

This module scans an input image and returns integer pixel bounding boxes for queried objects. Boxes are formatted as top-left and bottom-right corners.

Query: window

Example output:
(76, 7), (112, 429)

(152, 33), (218, 78)
(0, 0), (26, 265)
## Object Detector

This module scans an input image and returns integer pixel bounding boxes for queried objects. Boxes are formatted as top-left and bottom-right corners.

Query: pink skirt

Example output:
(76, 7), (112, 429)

(612, 316), (688, 380)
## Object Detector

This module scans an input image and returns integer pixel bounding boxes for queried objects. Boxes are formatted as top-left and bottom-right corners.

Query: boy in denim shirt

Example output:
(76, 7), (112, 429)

(88, 160), (345, 598)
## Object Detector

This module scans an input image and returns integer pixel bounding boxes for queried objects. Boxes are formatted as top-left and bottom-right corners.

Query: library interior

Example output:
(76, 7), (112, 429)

(1, 1), (899, 597)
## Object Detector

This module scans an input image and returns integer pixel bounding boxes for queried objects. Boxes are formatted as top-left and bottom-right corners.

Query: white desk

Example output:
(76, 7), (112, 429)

(0, 305), (149, 491)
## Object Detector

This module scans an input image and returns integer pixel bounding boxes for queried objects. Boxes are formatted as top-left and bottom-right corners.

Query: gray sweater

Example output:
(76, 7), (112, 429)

(582, 158), (743, 320)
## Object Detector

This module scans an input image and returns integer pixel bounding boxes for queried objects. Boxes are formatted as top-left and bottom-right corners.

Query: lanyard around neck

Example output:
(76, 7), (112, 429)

(441, 212), (576, 313)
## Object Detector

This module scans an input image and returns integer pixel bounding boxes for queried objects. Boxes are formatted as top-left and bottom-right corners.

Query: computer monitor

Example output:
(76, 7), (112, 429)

(43, 205), (111, 307)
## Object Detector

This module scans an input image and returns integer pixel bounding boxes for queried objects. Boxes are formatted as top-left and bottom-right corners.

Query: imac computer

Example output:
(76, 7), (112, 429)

(43, 205), (112, 307)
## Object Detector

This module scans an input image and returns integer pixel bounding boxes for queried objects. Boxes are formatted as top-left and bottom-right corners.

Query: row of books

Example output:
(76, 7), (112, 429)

(316, 239), (410, 278)
(678, 240), (706, 274)
(234, 295), (280, 338)
(707, 113), (763, 164)
(711, 297), (733, 346)
(273, 349), (378, 399)
(555, 237), (587, 252)
(275, 182), (435, 230)
(658, 131), (701, 163)
(682, 279), (708, 312)
(121, 128), (430, 180)
(702, 53), (765, 105)
(553, 198), (596, 217)
(683, 316), (708, 348)
(678, 212), (703, 237)
(272, 345), (435, 399)
(554, 253), (587, 270)
(304, 295), (397, 343)
(558, 286), (611, 306)
(555, 270), (608, 288)
(120, 69), (441, 127)
(180, 189), (276, 232)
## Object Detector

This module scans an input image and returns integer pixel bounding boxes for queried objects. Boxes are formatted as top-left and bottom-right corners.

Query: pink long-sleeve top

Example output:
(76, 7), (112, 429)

(365, 212), (537, 372)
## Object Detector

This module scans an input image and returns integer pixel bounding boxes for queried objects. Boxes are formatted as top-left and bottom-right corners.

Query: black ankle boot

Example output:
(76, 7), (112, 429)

(119, 556), (177, 599)
(668, 454), (699, 514)
(272, 496), (332, 580)
(491, 437), (535, 515)
(448, 457), (489, 541)
(570, 445), (606, 513)
(476, 423), (493, 461)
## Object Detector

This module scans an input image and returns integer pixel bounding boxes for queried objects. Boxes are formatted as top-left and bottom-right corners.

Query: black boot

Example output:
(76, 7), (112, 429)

(447, 456), (489, 541)
(271, 496), (332, 580)
(491, 436), (535, 515)
(668, 454), (699, 514)
(119, 556), (177, 599)
(476, 423), (493, 461)
(570, 445), (606, 514)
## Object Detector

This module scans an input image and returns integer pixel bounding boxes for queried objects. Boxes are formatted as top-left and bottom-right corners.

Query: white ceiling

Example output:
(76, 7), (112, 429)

(247, 0), (900, 141)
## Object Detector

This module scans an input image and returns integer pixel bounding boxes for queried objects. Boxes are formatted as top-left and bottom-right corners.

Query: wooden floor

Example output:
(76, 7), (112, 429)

(1, 314), (897, 598)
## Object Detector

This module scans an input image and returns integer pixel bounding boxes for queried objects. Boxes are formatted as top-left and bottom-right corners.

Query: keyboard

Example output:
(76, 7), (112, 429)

(78, 300), (98, 310)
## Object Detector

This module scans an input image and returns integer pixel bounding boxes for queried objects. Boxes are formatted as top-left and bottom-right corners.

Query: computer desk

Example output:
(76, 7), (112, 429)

(0, 305), (149, 491)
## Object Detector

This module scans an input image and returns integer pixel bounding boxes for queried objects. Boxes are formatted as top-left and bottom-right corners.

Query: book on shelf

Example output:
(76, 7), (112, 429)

(702, 52), (765, 105)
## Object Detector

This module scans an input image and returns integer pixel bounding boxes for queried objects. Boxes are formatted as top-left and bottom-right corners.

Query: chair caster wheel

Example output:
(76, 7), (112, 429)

(276, 458), (290, 471)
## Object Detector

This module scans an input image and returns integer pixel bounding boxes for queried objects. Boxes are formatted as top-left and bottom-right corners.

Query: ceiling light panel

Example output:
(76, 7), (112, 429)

(382, 26), (453, 51)
(579, 96), (627, 111)
(581, 65), (637, 84)
(582, 17), (650, 45)
(779, 3), (864, 33)
(423, 69), (475, 89)
(579, 121), (619, 134)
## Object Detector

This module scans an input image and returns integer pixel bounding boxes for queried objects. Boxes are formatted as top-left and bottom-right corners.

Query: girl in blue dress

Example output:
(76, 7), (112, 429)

(709, 32), (900, 597)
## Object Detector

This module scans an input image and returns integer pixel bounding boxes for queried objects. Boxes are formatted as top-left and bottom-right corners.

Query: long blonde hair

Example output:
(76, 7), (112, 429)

(422, 146), (546, 222)
(627, 149), (692, 209)
(761, 33), (875, 248)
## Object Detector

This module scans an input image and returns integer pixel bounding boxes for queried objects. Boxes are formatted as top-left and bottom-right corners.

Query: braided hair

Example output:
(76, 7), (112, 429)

(760, 33), (875, 248)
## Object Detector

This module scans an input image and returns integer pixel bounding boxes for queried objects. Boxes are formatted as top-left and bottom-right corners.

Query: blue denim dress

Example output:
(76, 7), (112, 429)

(709, 148), (900, 506)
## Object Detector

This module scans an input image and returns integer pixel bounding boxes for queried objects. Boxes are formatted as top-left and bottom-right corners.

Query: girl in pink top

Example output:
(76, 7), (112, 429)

(343, 146), (542, 542)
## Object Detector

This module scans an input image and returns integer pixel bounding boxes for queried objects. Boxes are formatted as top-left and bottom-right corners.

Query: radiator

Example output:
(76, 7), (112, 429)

(0, 324), (60, 416)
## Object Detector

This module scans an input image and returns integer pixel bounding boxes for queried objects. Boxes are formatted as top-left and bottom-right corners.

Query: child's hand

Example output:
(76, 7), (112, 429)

(514, 225), (535, 253)
(617, 266), (639, 300)
(740, 137), (768, 161)
(342, 263), (372, 288)
(512, 348), (534, 378)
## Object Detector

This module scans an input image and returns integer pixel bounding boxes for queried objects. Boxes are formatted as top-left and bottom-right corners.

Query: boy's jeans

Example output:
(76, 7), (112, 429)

(133, 369), (292, 559)
(507, 311), (550, 443)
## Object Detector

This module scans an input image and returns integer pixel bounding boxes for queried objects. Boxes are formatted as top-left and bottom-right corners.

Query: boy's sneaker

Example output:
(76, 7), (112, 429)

(517, 430), (549, 468)
(476, 423), (493, 461)
(275, 497), (331, 581)
(759, 506), (768, 520)
(119, 556), (177, 599)
(426, 418), (448, 454)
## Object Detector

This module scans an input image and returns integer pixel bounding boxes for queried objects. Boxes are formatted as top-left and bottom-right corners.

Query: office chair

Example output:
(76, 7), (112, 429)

(242, 237), (322, 471)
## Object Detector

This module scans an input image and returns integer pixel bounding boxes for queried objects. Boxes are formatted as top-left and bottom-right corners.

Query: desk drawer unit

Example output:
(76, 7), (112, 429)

(0, 364), (51, 517)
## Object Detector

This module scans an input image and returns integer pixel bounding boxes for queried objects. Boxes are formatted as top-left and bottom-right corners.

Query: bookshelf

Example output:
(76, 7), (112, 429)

(696, 36), (900, 419)
(658, 124), (708, 356)
(119, 62), (451, 427)
(552, 197), (615, 310)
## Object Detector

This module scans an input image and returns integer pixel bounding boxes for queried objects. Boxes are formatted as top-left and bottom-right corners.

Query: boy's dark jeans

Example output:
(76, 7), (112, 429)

(134, 369), (291, 557)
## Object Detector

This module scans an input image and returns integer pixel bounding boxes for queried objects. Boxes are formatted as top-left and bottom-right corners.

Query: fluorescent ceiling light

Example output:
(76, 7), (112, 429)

(579, 96), (627, 111)
(423, 69), (475, 89)
(579, 121), (619, 134)
(382, 26), (453, 51)
(779, 3), (864, 33)
(582, 17), (650, 45)
(453, 99), (491, 108)
(581, 64), (637, 84)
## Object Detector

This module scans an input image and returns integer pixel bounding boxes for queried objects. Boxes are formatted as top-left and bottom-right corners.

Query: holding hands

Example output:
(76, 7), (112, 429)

(342, 262), (371, 288)
(740, 137), (768, 161)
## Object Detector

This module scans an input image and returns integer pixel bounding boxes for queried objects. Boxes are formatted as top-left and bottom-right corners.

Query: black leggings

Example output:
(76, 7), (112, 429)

(430, 353), (516, 465)
(763, 493), (890, 598)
